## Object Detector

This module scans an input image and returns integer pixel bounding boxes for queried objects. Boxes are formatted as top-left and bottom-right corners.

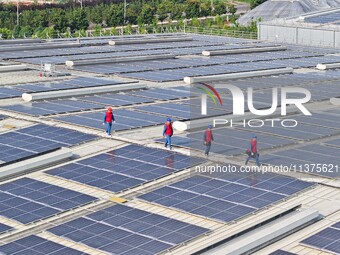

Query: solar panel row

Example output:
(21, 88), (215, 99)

(0, 124), (96, 164)
(0, 235), (90, 255)
(0, 177), (97, 224)
(301, 222), (340, 254)
(48, 204), (209, 255)
(46, 144), (205, 193)
(139, 172), (314, 222)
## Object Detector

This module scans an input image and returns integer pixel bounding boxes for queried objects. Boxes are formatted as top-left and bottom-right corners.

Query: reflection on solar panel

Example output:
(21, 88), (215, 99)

(0, 223), (13, 234)
(0, 177), (97, 224)
(0, 124), (96, 164)
(48, 204), (209, 254)
(139, 172), (314, 222)
(0, 235), (89, 255)
(261, 144), (340, 178)
(0, 77), (132, 99)
(46, 144), (204, 193)
(0, 115), (7, 120)
(157, 127), (296, 155)
(301, 222), (340, 254)
(269, 250), (297, 255)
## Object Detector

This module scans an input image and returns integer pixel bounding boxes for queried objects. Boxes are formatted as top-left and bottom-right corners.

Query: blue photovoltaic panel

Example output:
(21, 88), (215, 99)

(261, 144), (340, 178)
(0, 223), (13, 234)
(48, 204), (209, 254)
(0, 177), (97, 224)
(301, 222), (340, 254)
(139, 172), (314, 223)
(46, 144), (205, 193)
(269, 250), (297, 255)
(0, 235), (89, 255)
(0, 124), (96, 164)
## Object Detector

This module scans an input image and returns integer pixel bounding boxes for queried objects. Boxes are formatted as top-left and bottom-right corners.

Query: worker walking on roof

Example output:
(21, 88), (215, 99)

(103, 107), (115, 137)
(163, 117), (173, 150)
(245, 134), (260, 167)
(203, 125), (214, 156)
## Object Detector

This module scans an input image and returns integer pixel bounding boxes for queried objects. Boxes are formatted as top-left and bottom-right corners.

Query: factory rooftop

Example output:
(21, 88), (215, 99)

(0, 33), (339, 255)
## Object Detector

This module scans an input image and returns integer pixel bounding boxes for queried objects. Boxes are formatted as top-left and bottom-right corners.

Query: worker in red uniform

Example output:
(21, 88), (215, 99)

(245, 134), (260, 167)
(163, 117), (173, 150)
(103, 107), (115, 137)
(203, 125), (214, 156)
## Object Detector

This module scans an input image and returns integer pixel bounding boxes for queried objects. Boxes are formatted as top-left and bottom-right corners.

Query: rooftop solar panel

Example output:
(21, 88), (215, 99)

(46, 144), (205, 193)
(301, 222), (340, 254)
(48, 204), (209, 254)
(0, 124), (96, 164)
(0, 235), (90, 255)
(139, 172), (314, 222)
(0, 177), (97, 224)
(261, 144), (340, 178)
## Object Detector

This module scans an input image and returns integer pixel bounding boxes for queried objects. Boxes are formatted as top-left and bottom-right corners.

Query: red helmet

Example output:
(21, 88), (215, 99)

(107, 107), (112, 112)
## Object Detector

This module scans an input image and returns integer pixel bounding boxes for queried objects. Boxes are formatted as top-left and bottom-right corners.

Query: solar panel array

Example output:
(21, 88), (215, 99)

(72, 50), (316, 75)
(261, 144), (340, 178)
(0, 124), (96, 164)
(116, 55), (340, 82)
(1, 86), (194, 118)
(0, 77), (132, 99)
(48, 204), (209, 254)
(0, 177), (97, 224)
(301, 222), (340, 254)
(0, 235), (90, 255)
(139, 172), (314, 222)
(46, 144), (204, 193)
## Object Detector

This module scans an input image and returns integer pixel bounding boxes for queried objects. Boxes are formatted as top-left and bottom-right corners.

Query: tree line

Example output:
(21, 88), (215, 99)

(0, 0), (238, 38)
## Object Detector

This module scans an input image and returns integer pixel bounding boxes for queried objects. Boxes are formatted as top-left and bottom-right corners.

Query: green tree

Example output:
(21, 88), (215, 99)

(250, 0), (267, 9)
(68, 8), (88, 32)
(0, 28), (12, 39)
(157, 2), (171, 21)
(185, 0), (200, 18)
(228, 4), (237, 16)
(213, 1), (226, 15)
(137, 4), (155, 25)
(49, 9), (67, 32)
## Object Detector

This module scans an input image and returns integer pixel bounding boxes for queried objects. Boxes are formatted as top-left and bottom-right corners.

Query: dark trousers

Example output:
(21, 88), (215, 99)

(245, 153), (260, 167)
(205, 142), (211, 155)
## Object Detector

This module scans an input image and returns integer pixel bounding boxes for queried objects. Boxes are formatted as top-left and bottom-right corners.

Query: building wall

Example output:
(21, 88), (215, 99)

(258, 23), (340, 48)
